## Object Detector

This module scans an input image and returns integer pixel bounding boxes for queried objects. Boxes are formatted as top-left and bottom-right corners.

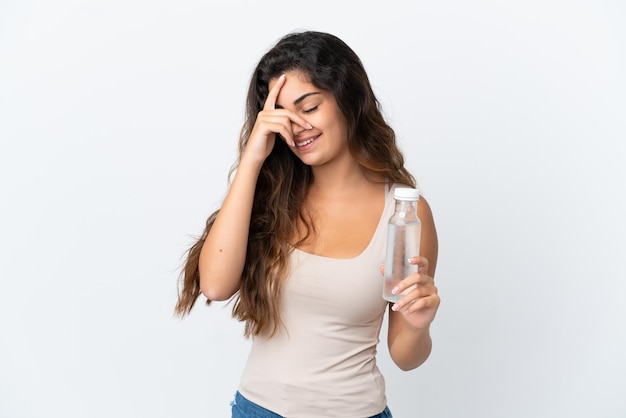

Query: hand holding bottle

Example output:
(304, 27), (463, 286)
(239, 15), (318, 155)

(388, 256), (439, 331)
(382, 187), (439, 331)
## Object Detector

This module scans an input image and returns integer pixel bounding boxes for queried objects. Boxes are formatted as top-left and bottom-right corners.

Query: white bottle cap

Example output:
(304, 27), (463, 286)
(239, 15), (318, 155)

(394, 187), (420, 200)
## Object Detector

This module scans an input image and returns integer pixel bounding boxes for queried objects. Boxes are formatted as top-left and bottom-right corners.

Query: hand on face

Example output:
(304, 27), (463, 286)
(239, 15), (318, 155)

(244, 74), (313, 163)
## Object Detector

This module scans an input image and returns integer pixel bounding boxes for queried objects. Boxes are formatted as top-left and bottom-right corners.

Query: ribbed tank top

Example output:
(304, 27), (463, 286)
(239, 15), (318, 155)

(238, 183), (401, 417)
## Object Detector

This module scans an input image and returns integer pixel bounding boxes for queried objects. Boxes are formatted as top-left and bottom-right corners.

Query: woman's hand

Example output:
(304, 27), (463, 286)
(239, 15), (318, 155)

(243, 74), (312, 163)
(388, 256), (440, 331)
(385, 198), (438, 370)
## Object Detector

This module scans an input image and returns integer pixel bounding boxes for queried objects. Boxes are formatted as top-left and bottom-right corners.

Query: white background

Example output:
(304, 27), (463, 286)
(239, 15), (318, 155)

(1, 1), (625, 417)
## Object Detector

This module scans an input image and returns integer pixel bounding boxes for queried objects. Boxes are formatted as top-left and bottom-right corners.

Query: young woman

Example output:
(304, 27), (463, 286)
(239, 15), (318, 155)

(176, 31), (439, 418)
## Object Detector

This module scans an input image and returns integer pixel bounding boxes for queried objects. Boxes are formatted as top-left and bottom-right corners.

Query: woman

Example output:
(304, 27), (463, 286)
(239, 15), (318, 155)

(176, 31), (439, 418)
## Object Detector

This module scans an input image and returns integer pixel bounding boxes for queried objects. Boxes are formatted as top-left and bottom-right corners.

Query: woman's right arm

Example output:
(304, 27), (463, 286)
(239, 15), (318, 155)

(198, 74), (312, 301)
(198, 154), (263, 301)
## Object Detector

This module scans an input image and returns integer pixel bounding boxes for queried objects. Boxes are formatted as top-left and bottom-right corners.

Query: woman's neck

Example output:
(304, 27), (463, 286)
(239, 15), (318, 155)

(308, 160), (383, 200)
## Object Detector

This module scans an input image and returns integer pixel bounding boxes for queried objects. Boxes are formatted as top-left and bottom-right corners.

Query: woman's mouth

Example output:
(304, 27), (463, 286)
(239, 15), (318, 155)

(295, 134), (320, 148)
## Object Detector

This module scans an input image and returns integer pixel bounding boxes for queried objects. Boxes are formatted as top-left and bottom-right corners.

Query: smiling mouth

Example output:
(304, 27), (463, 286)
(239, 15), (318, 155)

(295, 134), (320, 148)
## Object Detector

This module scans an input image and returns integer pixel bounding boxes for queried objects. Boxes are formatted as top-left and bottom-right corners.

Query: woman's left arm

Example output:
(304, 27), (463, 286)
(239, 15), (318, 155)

(386, 196), (440, 371)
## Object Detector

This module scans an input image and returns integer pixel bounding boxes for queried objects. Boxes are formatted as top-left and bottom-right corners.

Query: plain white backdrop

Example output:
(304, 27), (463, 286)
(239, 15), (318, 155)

(1, 0), (625, 417)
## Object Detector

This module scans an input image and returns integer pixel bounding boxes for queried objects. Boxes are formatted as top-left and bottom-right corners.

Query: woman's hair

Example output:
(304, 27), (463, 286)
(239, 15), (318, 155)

(175, 31), (415, 336)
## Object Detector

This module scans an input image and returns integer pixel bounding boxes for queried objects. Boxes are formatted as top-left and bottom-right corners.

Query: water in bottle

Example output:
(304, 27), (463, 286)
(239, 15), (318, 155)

(383, 187), (421, 302)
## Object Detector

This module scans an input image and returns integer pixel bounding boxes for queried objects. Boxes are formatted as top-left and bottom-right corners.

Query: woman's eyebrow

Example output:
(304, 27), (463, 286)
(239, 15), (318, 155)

(293, 92), (321, 105)
(275, 92), (321, 109)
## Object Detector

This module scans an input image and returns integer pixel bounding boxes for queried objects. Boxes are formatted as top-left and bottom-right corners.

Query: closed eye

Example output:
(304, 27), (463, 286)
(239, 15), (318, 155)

(303, 106), (318, 114)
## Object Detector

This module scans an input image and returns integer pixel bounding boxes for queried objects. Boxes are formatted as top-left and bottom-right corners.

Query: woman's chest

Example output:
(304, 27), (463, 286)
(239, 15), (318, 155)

(284, 246), (388, 325)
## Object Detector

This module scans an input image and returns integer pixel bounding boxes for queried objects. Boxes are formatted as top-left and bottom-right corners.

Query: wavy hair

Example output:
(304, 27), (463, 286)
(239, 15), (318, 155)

(175, 31), (415, 336)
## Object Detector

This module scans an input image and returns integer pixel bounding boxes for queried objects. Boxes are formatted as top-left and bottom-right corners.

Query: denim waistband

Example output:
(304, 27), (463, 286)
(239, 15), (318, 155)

(231, 391), (393, 418)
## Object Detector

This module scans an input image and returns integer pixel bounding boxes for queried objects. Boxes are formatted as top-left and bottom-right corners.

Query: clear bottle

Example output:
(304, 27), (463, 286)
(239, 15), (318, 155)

(383, 187), (421, 302)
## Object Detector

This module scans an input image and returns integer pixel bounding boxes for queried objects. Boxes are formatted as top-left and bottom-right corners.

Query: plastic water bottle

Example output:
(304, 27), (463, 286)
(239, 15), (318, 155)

(383, 187), (421, 302)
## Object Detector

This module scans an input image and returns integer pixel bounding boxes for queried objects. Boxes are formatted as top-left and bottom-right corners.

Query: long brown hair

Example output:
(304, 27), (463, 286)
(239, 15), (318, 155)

(175, 31), (415, 337)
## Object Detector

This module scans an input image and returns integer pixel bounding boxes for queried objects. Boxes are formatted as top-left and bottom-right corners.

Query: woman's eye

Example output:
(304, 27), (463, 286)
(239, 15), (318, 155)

(303, 106), (318, 114)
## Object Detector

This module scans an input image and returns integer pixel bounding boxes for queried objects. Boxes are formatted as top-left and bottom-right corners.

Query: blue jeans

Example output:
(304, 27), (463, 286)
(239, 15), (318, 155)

(231, 391), (393, 418)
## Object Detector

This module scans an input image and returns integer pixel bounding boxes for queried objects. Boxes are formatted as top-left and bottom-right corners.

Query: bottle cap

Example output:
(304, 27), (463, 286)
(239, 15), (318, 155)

(394, 187), (420, 200)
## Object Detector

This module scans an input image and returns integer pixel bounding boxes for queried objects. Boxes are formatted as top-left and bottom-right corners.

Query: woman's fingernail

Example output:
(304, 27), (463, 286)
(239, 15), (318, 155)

(306, 123), (313, 129)
(391, 287), (399, 295)
(391, 303), (399, 311)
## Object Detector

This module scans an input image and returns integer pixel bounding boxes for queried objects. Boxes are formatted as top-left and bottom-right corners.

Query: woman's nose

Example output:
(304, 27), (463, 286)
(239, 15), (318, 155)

(291, 120), (308, 135)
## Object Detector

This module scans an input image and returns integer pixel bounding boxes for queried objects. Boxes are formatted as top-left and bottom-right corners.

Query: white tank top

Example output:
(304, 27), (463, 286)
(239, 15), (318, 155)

(239, 183), (399, 417)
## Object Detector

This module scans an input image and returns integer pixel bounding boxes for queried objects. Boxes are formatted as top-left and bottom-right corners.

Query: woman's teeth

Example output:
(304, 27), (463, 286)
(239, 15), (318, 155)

(296, 135), (319, 147)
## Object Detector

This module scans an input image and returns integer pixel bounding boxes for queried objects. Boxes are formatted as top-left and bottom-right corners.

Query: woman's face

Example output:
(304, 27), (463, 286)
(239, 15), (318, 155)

(269, 71), (349, 168)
